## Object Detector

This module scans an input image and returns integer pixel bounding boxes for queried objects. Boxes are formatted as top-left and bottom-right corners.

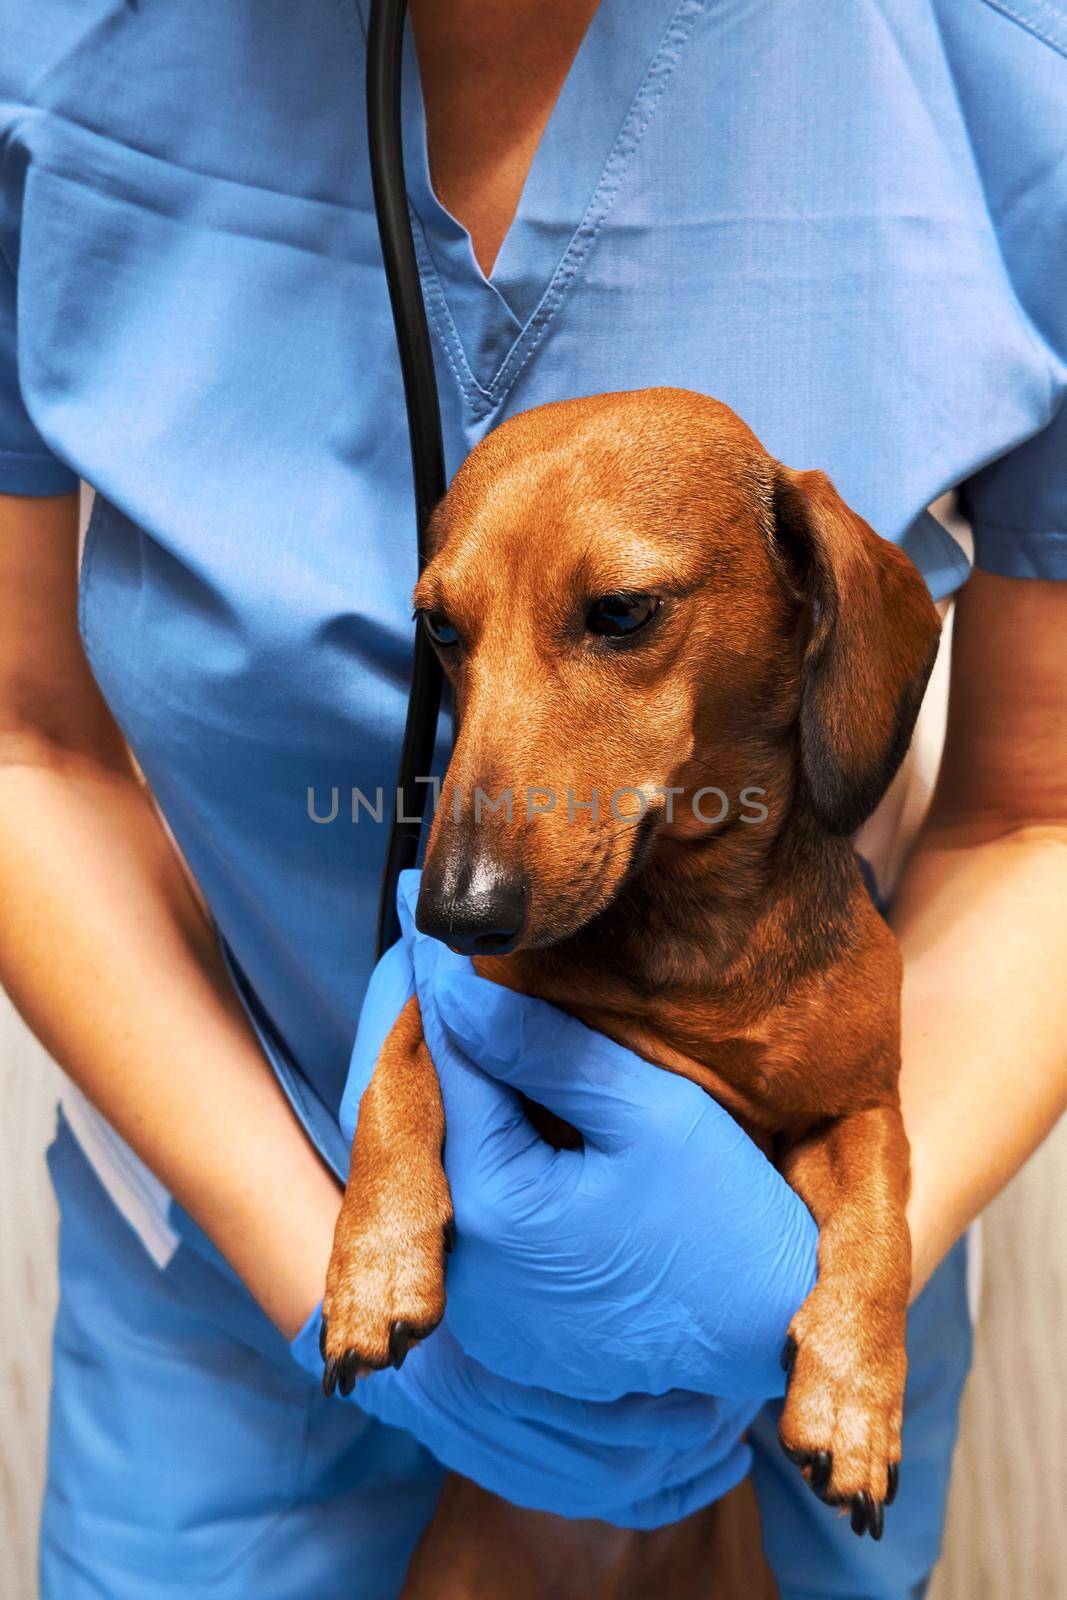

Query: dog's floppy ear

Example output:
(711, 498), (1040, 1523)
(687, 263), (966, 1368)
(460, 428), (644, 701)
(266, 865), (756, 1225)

(772, 467), (941, 836)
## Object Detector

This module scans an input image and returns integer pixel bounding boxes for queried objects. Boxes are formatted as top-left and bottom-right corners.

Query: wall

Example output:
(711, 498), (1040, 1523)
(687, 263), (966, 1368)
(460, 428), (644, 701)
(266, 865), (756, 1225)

(0, 1001), (60, 1596)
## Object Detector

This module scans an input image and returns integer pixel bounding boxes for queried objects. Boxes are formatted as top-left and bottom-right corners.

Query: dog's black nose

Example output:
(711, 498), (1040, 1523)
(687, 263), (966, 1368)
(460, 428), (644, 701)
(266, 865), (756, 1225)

(416, 861), (528, 956)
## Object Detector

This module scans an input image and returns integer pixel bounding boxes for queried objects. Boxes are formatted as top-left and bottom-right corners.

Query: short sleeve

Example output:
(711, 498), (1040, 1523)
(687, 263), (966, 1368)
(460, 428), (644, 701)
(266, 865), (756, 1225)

(959, 403), (1067, 581)
(939, 0), (1067, 582)
(0, 248), (78, 496)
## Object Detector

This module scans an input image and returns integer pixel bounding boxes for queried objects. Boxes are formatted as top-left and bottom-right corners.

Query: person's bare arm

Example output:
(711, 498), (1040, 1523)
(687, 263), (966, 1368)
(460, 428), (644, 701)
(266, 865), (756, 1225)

(0, 491), (340, 1337)
(895, 568), (1067, 1296)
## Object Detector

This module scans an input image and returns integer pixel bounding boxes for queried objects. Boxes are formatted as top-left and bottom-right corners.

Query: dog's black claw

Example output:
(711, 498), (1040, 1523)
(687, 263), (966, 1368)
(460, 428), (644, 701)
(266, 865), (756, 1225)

(318, 1315), (329, 1362)
(443, 1218), (457, 1255)
(780, 1438), (836, 1503)
(338, 1350), (361, 1398)
(322, 1356), (339, 1398)
(809, 1450), (833, 1493)
(808, 1471), (835, 1506)
(868, 1499), (885, 1541)
(780, 1335), (797, 1373)
(886, 1462), (900, 1506)
(389, 1319), (416, 1370)
(850, 1493), (872, 1537)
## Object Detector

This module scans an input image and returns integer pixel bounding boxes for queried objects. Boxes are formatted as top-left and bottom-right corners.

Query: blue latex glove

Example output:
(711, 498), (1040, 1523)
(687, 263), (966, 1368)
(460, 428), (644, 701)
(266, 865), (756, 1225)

(291, 1307), (756, 1529)
(341, 872), (818, 1405)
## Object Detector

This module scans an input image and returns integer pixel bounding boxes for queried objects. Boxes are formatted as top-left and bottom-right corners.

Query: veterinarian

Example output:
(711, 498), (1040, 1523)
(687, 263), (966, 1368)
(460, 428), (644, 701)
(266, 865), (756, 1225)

(2, 2), (1066, 1596)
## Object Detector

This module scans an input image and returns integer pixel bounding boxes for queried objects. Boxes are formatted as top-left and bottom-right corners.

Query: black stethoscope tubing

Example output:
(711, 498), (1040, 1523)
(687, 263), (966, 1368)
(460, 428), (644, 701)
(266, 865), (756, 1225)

(366, 0), (446, 958)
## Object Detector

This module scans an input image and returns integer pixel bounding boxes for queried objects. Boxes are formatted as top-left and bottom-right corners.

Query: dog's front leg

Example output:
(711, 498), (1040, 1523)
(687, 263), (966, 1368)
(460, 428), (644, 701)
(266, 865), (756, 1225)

(777, 1100), (910, 1538)
(321, 994), (454, 1390)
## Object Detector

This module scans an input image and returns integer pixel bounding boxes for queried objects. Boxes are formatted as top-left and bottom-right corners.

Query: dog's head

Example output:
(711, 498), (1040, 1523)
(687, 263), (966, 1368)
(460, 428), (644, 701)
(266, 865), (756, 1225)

(413, 389), (940, 954)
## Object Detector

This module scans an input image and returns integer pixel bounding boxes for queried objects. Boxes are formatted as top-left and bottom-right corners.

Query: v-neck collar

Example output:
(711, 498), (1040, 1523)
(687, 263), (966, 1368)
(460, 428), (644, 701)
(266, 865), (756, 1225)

(356, 0), (707, 418)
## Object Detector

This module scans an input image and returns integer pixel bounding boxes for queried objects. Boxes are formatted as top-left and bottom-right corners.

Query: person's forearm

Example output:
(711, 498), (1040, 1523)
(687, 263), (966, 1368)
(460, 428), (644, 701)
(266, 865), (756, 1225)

(894, 818), (1067, 1298)
(0, 744), (340, 1337)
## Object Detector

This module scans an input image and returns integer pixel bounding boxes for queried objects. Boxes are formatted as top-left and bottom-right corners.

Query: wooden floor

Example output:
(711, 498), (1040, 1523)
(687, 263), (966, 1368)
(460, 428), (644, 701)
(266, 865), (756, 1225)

(1, 991), (1064, 1599)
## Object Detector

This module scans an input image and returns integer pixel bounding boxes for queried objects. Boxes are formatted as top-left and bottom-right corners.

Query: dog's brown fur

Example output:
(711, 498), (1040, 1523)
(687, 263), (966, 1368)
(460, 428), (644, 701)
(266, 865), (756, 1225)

(323, 389), (941, 1591)
(400, 1474), (780, 1600)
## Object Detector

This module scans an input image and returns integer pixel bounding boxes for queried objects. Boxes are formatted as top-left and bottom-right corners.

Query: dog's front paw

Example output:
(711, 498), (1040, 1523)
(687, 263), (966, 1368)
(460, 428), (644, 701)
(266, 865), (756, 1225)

(778, 1288), (906, 1539)
(321, 1173), (454, 1397)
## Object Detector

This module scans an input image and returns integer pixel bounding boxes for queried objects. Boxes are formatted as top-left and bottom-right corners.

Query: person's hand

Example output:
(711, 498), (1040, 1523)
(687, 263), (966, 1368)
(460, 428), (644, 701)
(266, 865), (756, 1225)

(342, 872), (818, 1404)
(291, 1308), (757, 1528)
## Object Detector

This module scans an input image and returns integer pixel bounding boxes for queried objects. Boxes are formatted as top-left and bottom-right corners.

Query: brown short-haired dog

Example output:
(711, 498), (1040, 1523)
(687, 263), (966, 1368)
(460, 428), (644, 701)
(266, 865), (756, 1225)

(321, 388), (941, 1589)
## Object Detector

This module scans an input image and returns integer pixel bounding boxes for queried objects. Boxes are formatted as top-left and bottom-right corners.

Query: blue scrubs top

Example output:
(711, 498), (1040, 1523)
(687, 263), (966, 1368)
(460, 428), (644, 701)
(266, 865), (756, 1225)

(3, 1), (1064, 1594)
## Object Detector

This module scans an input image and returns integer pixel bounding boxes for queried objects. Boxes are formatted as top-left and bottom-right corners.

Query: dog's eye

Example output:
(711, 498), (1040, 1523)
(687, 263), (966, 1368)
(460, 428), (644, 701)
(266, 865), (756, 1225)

(586, 593), (660, 640)
(420, 610), (460, 647)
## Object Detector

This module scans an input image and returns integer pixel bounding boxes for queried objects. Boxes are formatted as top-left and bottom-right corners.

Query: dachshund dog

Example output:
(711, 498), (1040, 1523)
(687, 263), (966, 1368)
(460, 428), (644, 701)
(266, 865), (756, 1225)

(321, 389), (941, 1594)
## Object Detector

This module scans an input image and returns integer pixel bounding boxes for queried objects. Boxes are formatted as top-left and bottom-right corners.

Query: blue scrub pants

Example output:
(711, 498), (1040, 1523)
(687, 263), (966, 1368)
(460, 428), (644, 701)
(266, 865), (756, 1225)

(39, 1119), (443, 1599)
(40, 1117), (971, 1600)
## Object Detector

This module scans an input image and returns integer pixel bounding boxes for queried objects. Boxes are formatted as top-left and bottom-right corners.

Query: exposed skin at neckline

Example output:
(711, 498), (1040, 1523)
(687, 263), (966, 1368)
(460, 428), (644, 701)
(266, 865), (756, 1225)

(408, 0), (602, 276)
